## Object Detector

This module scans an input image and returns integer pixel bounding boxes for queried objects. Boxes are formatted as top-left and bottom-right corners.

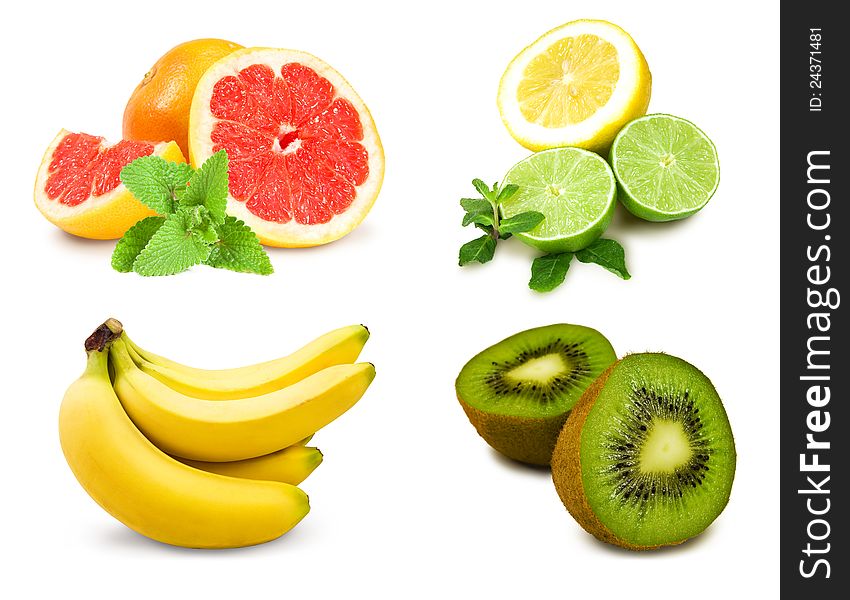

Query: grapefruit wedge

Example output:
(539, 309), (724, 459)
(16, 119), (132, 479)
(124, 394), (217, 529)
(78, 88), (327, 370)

(189, 48), (384, 247)
(34, 130), (185, 239)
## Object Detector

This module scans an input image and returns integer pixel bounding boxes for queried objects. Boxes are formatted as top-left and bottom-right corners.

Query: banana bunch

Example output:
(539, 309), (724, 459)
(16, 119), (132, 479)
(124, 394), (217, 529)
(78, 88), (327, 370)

(59, 319), (375, 549)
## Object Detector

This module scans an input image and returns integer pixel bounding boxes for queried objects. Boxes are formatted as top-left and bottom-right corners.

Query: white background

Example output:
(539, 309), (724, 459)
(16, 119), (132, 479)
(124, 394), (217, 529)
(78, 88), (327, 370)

(1, 1), (779, 598)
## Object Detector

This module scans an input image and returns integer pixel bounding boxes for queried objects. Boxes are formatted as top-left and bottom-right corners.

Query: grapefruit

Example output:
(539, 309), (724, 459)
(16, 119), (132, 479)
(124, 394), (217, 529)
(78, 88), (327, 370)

(34, 130), (186, 239)
(123, 38), (243, 158)
(189, 48), (384, 247)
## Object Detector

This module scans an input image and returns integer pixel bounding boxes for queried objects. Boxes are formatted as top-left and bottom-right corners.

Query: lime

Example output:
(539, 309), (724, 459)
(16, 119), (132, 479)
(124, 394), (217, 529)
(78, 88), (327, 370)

(500, 147), (617, 253)
(609, 114), (719, 222)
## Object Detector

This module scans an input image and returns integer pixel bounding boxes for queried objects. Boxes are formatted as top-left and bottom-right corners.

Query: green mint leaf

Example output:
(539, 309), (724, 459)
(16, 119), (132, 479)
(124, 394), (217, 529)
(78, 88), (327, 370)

(474, 223), (495, 235)
(196, 220), (220, 244)
(205, 216), (273, 275)
(180, 150), (229, 223)
(180, 204), (209, 228)
(459, 234), (497, 266)
(460, 198), (492, 213)
(576, 239), (631, 279)
(472, 178), (495, 202)
(132, 212), (213, 276)
(499, 232), (513, 240)
(499, 211), (545, 234)
(120, 157), (193, 215)
(529, 253), (574, 292)
(466, 212), (495, 227)
(111, 216), (165, 272)
(496, 183), (519, 203)
(461, 198), (495, 227)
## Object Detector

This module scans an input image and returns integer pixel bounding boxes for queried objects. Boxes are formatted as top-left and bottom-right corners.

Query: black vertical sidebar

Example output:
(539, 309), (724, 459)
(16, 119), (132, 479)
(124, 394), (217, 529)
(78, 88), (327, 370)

(780, 4), (847, 597)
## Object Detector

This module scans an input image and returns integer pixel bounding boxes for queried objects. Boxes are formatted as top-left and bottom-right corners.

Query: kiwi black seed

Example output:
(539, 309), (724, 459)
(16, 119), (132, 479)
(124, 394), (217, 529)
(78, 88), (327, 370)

(551, 353), (736, 550)
(455, 324), (616, 465)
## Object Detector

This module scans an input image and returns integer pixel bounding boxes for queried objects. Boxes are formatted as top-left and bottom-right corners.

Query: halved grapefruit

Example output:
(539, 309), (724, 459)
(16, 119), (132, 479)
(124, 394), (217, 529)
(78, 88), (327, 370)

(189, 48), (384, 247)
(34, 130), (185, 239)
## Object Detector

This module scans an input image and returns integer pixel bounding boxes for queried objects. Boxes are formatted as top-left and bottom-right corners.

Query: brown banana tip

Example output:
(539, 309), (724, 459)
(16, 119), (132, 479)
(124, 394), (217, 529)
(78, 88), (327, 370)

(84, 319), (123, 352)
(360, 323), (369, 334)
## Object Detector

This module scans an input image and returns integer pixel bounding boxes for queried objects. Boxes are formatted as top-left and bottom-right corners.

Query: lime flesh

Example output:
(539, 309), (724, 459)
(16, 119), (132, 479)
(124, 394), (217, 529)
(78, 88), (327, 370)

(501, 147), (617, 253)
(610, 114), (719, 222)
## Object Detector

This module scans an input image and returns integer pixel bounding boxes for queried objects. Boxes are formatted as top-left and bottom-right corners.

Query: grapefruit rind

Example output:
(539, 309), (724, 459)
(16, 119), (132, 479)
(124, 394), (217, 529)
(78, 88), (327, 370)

(34, 129), (186, 240)
(123, 38), (244, 158)
(188, 47), (384, 248)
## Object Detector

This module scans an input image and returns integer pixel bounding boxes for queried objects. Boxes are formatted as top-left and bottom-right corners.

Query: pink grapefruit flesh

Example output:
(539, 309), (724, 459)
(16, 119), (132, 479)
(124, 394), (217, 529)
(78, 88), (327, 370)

(189, 48), (383, 247)
(45, 133), (155, 206)
(34, 130), (186, 239)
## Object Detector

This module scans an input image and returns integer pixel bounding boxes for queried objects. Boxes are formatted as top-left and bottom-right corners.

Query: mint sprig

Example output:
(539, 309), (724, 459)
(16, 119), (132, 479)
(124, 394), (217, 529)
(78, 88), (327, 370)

(458, 178), (630, 292)
(121, 157), (193, 215)
(111, 150), (273, 277)
(458, 179), (542, 266)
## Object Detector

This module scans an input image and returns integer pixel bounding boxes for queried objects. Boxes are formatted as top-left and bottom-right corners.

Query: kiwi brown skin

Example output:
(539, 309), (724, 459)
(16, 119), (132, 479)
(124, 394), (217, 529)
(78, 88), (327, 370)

(552, 358), (691, 551)
(458, 398), (567, 466)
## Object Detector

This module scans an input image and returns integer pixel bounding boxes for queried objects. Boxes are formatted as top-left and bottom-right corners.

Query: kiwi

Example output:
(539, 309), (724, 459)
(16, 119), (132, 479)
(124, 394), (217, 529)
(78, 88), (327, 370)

(456, 324), (616, 465)
(551, 353), (736, 550)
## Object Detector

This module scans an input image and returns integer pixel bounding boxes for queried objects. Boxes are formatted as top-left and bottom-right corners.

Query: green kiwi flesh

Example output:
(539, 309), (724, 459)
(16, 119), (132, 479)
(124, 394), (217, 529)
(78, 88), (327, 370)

(456, 324), (616, 465)
(551, 353), (736, 550)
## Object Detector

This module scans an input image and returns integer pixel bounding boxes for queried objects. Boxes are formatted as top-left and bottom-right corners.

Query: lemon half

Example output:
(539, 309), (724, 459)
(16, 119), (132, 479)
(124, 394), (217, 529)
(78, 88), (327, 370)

(497, 19), (652, 153)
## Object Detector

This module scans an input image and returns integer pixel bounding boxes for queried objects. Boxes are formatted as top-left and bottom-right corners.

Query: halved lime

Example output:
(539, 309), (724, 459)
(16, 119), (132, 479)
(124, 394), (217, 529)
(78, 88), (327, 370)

(610, 114), (719, 222)
(500, 147), (617, 253)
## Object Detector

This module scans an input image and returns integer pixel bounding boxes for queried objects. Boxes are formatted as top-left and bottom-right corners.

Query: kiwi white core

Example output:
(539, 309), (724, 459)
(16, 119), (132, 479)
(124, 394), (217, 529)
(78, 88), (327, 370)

(505, 353), (567, 384)
(638, 420), (692, 474)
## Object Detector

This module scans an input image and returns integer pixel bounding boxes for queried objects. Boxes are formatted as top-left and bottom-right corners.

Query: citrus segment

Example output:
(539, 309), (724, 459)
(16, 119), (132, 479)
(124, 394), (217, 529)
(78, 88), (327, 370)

(189, 48), (384, 247)
(610, 114), (719, 221)
(44, 133), (154, 206)
(501, 148), (617, 253)
(34, 130), (186, 239)
(498, 19), (651, 153)
(123, 38), (243, 158)
(518, 34), (619, 127)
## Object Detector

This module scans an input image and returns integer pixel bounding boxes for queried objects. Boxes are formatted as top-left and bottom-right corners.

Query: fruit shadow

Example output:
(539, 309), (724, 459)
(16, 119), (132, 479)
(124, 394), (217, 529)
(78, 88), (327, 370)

(464, 205), (702, 265)
(576, 518), (721, 556)
(94, 519), (313, 555)
(264, 220), (379, 256)
(604, 204), (702, 240)
(50, 230), (116, 249)
(488, 448), (552, 477)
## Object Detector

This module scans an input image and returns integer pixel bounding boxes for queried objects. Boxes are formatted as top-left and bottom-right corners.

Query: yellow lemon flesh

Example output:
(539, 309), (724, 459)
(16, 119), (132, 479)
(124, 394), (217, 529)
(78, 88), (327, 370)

(498, 19), (652, 153)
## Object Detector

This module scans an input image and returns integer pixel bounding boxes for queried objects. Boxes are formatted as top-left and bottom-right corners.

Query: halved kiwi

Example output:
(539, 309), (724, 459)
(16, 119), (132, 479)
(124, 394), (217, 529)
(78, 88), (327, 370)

(551, 353), (736, 550)
(456, 324), (616, 465)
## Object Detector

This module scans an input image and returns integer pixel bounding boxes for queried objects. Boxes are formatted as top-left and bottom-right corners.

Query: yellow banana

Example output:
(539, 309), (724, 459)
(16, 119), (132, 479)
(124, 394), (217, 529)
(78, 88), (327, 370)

(110, 338), (376, 461)
(176, 446), (323, 485)
(123, 324), (369, 399)
(59, 320), (310, 549)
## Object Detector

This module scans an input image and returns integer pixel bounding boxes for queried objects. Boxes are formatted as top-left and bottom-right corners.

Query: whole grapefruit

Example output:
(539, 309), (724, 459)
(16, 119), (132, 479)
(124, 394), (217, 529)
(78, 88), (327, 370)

(123, 39), (243, 157)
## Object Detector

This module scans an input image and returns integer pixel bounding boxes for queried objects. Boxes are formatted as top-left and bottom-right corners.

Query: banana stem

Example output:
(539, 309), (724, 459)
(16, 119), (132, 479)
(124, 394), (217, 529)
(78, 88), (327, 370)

(108, 338), (135, 372)
(84, 342), (110, 377)
(84, 319), (123, 353)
